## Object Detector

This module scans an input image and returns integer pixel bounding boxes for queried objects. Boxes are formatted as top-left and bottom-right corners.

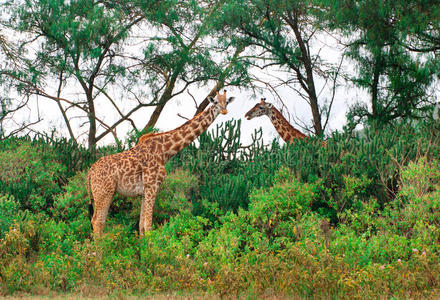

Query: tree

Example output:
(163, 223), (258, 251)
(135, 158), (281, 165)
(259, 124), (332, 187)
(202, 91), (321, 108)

(218, 0), (342, 136)
(0, 17), (43, 138)
(134, 0), (251, 130)
(396, 0), (440, 55)
(2, 0), (254, 146)
(321, 0), (436, 124)
(2, 0), (145, 148)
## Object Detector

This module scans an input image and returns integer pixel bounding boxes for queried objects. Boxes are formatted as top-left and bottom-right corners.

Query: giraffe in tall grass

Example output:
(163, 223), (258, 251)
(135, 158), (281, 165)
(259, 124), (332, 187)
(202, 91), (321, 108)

(87, 91), (235, 236)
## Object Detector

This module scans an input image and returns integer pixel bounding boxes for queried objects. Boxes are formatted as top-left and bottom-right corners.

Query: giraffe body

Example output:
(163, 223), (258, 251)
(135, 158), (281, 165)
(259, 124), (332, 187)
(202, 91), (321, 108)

(87, 91), (235, 236)
(245, 98), (307, 143)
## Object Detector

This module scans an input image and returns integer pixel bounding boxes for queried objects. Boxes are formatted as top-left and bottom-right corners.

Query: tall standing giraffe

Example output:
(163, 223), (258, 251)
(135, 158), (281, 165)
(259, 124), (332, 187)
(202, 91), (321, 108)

(87, 90), (235, 236)
(244, 98), (308, 143)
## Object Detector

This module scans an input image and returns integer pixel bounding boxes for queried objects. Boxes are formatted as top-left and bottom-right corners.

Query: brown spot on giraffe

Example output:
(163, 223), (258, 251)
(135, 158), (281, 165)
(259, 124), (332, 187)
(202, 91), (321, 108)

(87, 90), (235, 237)
(244, 98), (324, 144)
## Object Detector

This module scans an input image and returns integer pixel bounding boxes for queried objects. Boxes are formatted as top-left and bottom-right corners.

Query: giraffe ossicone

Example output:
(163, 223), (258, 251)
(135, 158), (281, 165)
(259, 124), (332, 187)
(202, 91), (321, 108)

(87, 90), (235, 237)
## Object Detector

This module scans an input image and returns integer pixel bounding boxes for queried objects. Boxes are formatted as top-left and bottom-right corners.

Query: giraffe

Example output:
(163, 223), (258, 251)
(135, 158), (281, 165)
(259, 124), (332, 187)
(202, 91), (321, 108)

(87, 90), (235, 237)
(244, 98), (308, 143)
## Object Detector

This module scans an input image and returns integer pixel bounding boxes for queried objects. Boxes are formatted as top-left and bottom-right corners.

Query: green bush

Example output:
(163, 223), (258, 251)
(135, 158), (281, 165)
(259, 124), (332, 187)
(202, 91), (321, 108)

(0, 120), (440, 298)
(247, 167), (318, 241)
(50, 171), (91, 242)
(154, 169), (198, 224)
(0, 140), (65, 212)
(168, 119), (440, 222)
(0, 194), (22, 237)
(170, 120), (273, 212)
(399, 157), (440, 200)
(52, 172), (88, 223)
(333, 158), (440, 267)
(196, 168), (321, 274)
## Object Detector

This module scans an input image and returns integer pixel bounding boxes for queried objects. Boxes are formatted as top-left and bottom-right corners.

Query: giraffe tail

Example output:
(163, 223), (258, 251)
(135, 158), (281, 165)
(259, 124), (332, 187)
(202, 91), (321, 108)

(86, 170), (94, 222)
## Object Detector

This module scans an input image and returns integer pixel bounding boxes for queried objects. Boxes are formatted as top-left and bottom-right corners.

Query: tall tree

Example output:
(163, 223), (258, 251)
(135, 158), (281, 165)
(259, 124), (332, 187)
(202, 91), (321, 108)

(218, 0), (341, 135)
(2, 0), (253, 146)
(396, 0), (440, 55)
(134, 0), (251, 131)
(3, 0), (144, 148)
(321, 0), (436, 124)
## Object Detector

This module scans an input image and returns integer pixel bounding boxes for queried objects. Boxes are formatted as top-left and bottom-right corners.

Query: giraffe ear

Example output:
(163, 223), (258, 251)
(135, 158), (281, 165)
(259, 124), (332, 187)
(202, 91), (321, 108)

(208, 96), (217, 104)
(227, 97), (235, 104)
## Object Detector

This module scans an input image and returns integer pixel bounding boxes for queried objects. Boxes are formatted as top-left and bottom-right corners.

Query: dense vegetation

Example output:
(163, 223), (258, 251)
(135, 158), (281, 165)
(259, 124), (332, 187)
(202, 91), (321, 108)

(1, 119), (439, 298)
(1, 0), (440, 297)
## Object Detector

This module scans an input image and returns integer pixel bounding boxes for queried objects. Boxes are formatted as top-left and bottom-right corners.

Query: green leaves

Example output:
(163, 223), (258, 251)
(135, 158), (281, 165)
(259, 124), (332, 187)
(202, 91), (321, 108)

(0, 139), (65, 212)
(323, 0), (438, 123)
(0, 194), (22, 238)
(0, 118), (439, 296)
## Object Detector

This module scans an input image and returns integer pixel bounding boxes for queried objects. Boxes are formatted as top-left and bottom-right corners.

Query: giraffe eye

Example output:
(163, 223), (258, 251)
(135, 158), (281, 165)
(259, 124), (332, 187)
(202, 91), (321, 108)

(259, 107), (264, 110)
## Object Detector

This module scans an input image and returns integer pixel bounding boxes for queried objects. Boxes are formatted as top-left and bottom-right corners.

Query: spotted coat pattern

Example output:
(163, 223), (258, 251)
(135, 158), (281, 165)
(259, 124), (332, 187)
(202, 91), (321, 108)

(87, 91), (235, 236)
(245, 98), (308, 143)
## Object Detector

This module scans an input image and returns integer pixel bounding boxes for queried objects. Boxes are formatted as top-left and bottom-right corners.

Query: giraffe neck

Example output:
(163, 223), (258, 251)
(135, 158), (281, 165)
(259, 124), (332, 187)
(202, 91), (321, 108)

(163, 105), (219, 159)
(269, 107), (307, 143)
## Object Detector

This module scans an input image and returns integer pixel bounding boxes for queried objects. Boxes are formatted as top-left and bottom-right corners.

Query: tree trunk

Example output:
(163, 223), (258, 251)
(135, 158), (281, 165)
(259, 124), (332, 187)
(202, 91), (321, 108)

(87, 90), (97, 150)
(290, 14), (323, 135)
(371, 58), (381, 120)
(144, 102), (166, 131)
(56, 71), (77, 144)
(194, 45), (246, 116)
(143, 82), (175, 131)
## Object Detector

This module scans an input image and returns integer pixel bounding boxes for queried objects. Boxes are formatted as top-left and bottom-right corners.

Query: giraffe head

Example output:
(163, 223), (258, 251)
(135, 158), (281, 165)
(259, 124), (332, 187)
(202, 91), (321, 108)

(244, 98), (273, 120)
(208, 90), (235, 115)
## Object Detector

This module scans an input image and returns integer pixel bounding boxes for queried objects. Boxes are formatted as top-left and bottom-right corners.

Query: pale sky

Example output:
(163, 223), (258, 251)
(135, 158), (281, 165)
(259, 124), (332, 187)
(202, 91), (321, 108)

(23, 77), (363, 146)
(2, 15), (369, 146)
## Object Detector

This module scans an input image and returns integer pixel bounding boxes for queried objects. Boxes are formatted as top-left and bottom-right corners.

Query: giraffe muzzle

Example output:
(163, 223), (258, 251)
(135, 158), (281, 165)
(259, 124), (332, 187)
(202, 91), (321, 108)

(221, 109), (228, 115)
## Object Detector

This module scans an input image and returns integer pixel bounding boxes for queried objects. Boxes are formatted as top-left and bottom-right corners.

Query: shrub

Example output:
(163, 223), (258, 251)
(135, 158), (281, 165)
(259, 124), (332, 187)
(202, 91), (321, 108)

(138, 211), (209, 290)
(0, 140), (65, 212)
(329, 174), (372, 220)
(0, 214), (42, 294)
(247, 168), (318, 241)
(399, 157), (440, 200)
(170, 120), (273, 212)
(1, 120), (440, 298)
(0, 194), (22, 238)
(168, 119), (440, 222)
(196, 168), (322, 276)
(52, 172), (89, 223)
(154, 169), (198, 224)
(332, 158), (440, 267)
(51, 171), (91, 242)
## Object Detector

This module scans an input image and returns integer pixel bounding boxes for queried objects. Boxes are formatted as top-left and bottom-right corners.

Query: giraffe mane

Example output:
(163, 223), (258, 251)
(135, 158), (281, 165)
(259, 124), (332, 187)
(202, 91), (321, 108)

(271, 108), (308, 139)
(136, 105), (215, 146)
(137, 132), (158, 144)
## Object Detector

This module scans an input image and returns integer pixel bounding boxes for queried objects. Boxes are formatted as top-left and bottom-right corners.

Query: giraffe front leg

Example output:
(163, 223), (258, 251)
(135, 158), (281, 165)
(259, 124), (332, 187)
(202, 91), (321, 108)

(139, 165), (166, 236)
(91, 190), (114, 237)
(139, 186), (156, 236)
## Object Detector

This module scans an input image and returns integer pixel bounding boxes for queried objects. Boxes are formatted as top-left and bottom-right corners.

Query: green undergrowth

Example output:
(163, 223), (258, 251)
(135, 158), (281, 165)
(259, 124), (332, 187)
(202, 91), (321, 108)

(1, 119), (440, 298)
